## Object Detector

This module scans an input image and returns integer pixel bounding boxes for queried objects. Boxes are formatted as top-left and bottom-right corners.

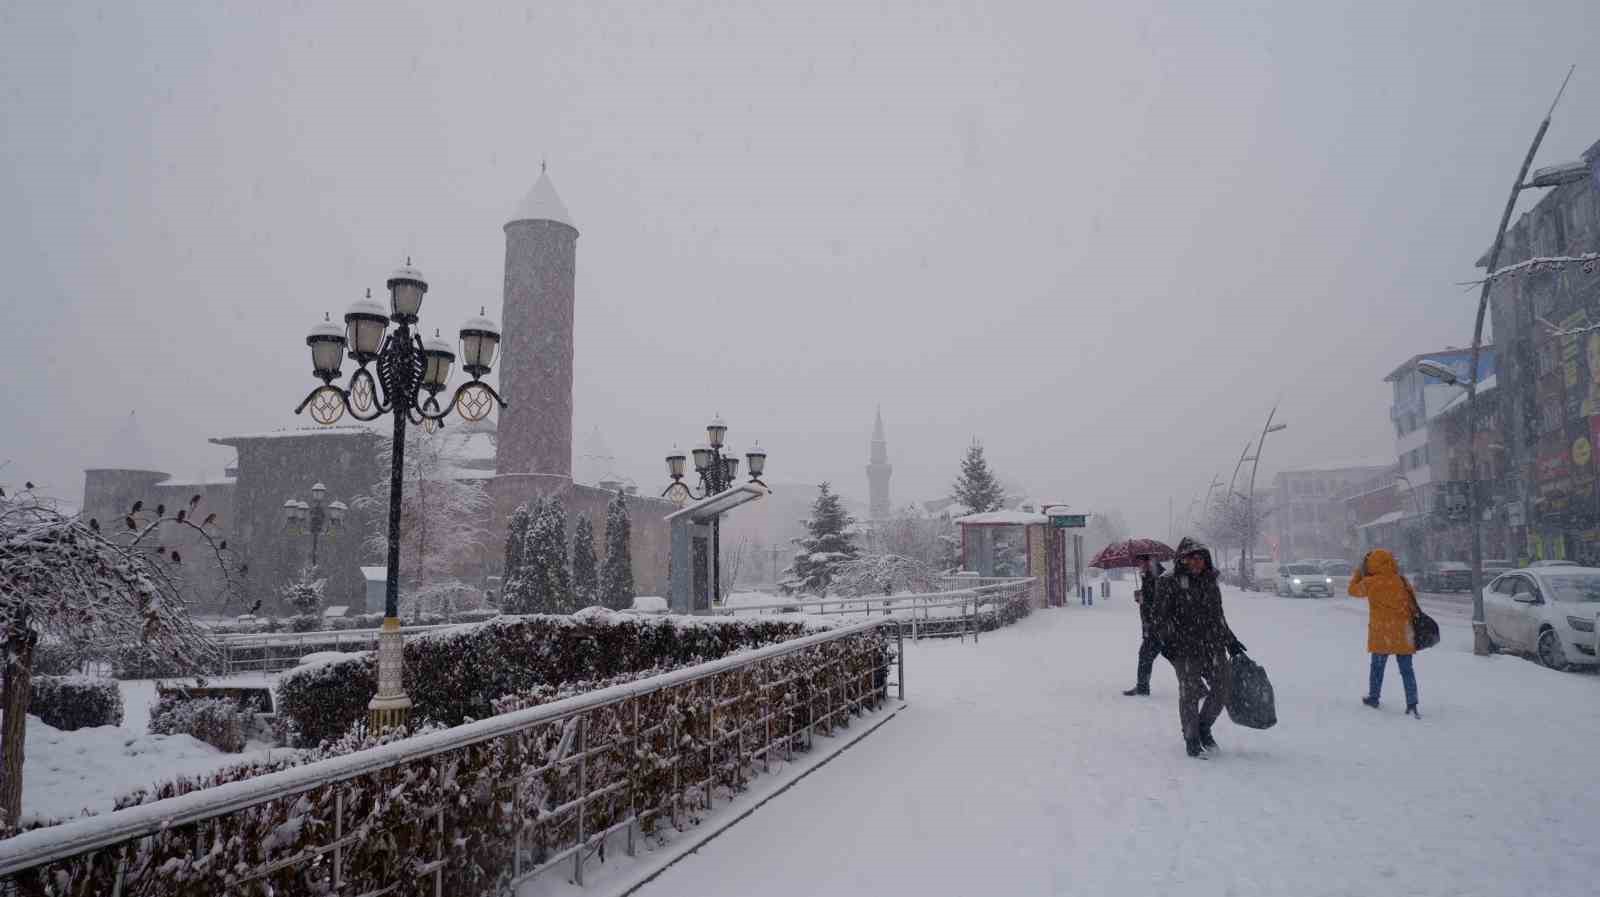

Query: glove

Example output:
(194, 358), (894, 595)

(1228, 639), (1246, 657)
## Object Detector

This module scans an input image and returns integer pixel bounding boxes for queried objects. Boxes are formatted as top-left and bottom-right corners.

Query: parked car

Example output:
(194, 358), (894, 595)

(1421, 561), (1471, 592)
(1277, 563), (1333, 598)
(1482, 567), (1600, 670)
(1527, 559), (1579, 568)
(1320, 560), (1354, 595)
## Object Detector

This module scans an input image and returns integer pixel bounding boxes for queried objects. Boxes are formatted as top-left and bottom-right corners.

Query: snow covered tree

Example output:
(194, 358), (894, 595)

(280, 565), (326, 632)
(598, 491), (635, 610)
(1201, 492), (1272, 580)
(952, 440), (1006, 513)
(503, 504), (531, 587)
(833, 553), (938, 597)
(356, 427), (491, 596)
(571, 514), (599, 609)
(0, 485), (231, 830)
(784, 483), (859, 596)
(506, 496), (572, 614)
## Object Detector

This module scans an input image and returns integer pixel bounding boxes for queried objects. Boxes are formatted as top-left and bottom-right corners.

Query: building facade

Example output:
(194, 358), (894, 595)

(1271, 465), (1392, 562)
(1485, 139), (1600, 564)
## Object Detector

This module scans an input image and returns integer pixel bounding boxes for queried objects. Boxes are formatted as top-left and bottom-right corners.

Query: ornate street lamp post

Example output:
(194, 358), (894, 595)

(282, 482), (347, 569)
(662, 416), (770, 602)
(295, 262), (506, 731)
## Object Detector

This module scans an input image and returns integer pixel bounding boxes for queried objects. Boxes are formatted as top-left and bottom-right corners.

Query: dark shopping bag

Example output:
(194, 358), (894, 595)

(1412, 610), (1440, 651)
(1226, 654), (1277, 729)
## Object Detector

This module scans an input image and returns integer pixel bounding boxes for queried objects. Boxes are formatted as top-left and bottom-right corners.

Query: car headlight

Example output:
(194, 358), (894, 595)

(1325, 577), (1333, 584)
(1567, 615), (1596, 633)
(1292, 578), (1302, 585)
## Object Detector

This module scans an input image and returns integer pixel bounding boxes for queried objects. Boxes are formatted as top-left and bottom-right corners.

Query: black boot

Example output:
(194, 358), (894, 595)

(1185, 737), (1204, 758)
(1405, 704), (1421, 718)
(1361, 696), (1380, 709)
(1123, 685), (1150, 696)
(1198, 725), (1217, 751)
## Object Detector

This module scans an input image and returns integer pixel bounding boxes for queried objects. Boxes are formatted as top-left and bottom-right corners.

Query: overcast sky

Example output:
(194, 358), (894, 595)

(3, 0), (1598, 538)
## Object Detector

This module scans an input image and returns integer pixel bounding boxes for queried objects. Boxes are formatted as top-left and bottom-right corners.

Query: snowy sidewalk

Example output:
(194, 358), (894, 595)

(636, 582), (1599, 897)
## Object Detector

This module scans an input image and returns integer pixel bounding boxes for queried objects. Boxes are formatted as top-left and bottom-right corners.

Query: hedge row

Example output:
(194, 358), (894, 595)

(147, 695), (258, 753)
(275, 610), (825, 747)
(17, 625), (890, 897)
(29, 676), (123, 731)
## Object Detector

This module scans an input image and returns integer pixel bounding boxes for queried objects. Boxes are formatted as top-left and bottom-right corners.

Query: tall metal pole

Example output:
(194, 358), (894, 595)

(370, 326), (414, 729)
(1462, 67), (1572, 655)
(309, 502), (323, 568)
(1245, 406), (1280, 582)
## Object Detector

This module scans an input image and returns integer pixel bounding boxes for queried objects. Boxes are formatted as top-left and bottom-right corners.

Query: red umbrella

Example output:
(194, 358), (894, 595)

(1089, 538), (1176, 569)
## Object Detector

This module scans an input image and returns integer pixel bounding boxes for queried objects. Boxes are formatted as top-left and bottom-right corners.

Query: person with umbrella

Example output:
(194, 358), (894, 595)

(1123, 550), (1166, 696)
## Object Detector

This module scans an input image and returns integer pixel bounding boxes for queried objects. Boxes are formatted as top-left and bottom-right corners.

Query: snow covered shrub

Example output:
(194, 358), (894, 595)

(29, 676), (123, 730)
(287, 613), (322, 632)
(147, 694), (256, 753)
(275, 611), (826, 747)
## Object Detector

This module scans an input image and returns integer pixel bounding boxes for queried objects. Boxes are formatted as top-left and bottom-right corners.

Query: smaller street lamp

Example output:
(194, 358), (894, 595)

(284, 483), (346, 569)
(662, 417), (771, 603)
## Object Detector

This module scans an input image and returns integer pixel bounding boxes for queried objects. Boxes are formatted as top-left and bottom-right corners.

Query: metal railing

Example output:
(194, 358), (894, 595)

(216, 623), (453, 675)
(702, 577), (1035, 642)
(0, 620), (900, 895)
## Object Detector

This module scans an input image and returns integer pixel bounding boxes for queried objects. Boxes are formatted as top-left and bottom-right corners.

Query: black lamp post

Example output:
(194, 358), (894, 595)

(295, 261), (506, 731)
(283, 482), (346, 568)
(662, 416), (770, 602)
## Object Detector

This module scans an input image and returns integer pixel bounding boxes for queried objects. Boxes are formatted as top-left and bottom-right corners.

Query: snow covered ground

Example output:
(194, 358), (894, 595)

(636, 579), (1600, 897)
(12, 674), (288, 826)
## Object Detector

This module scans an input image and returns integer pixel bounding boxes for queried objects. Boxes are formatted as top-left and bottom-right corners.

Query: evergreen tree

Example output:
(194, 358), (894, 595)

(952, 439), (1007, 513)
(503, 504), (531, 587)
(599, 491), (635, 610)
(784, 482), (859, 596)
(571, 514), (599, 609)
(521, 496), (572, 613)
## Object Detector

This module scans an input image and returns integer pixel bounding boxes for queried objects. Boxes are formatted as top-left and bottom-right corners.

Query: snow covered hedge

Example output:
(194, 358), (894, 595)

(28, 676), (123, 731)
(12, 624), (889, 897)
(147, 695), (257, 753)
(275, 610), (827, 747)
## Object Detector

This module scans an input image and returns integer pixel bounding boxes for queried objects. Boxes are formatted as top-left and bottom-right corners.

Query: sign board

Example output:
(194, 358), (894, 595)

(1050, 514), (1088, 529)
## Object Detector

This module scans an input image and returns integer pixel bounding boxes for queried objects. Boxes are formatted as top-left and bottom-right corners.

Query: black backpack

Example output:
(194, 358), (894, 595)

(1226, 654), (1278, 729)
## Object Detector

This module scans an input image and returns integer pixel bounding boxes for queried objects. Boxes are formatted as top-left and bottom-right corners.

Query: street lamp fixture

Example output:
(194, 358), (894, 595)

(283, 484), (345, 569)
(1415, 359), (1469, 387)
(293, 260), (508, 732)
(663, 417), (771, 603)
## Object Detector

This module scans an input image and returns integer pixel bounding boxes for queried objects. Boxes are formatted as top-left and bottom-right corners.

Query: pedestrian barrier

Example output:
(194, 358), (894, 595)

(217, 623), (453, 675)
(698, 577), (1036, 643)
(0, 620), (902, 896)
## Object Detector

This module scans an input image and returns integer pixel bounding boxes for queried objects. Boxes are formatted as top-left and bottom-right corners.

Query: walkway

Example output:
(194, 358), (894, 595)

(636, 581), (1599, 897)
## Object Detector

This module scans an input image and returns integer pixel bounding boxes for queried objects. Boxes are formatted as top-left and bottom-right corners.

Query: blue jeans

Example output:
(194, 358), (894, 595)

(1368, 653), (1418, 706)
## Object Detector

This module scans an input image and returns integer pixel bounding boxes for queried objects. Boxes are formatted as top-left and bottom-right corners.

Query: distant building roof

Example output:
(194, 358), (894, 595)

(210, 424), (381, 446)
(1436, 374), (1498, 417)
(954, 509), (1049, 526)
(510, 169), (575, 229)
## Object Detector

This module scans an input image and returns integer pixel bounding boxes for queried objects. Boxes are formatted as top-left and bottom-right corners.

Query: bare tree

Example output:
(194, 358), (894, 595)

(719, 533), (751, 602)
(0, 485), (232, 829)
(357, 428), (491, 595)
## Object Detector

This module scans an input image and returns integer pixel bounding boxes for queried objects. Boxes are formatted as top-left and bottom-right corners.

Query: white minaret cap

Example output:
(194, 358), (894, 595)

(510, 166), (575, 229)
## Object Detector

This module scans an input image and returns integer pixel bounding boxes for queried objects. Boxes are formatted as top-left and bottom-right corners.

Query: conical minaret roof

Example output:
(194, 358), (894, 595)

(510, 165), (575, 229)
(872, 406), (886, 443)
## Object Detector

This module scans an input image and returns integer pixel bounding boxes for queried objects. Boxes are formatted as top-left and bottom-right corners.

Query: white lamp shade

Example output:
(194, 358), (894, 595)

(459, 311), (501, 376)
(746, 445), (767, 477)
(691, 444), (714, 471)
(422, 330), (455, 389)
(327, 500), (347, 524)
(707, 416), (728, 449)
(387, 264), (428, 320)
(344, 291), (390, 360)
(666, 451), (686, 480)
(306, 316), (346, 378)
(723, 455), (741, 482)
(310, 482), (327, 501)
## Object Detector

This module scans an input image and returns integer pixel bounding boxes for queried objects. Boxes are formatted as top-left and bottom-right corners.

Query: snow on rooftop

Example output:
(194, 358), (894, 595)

(954, 509), (1050, 526)
(1435, 374), (1497, 417)
(510, 170), (575, 228)
(211, 424), (382, 444)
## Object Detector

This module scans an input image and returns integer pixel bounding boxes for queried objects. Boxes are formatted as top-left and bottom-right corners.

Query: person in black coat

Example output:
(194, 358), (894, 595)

(1151, 536), (1245, 758)
(1123, 554), (1165, 696)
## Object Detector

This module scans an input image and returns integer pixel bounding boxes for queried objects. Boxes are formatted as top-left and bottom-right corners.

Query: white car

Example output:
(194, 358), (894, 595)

(1276, 563), (1334, 598)
(1482, 567), (1600, 670)
(1320, 560), (1354, 595)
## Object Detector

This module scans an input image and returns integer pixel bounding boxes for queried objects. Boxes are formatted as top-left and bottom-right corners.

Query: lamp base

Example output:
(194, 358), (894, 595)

(367, 616), (412, 733)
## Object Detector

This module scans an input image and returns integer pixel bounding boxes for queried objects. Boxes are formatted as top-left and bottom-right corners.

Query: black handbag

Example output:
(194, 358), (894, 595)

(1226, 653), (1277, 729)
(1405, 580), (1440, 651)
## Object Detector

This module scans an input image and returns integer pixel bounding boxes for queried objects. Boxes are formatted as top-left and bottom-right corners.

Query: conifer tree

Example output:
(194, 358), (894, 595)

(503, 504), (531, 587)
(599, 491), (635, 610)
(499, 499), (542, 614)
(952, 439), (1007, 513)
(571, 514), (599, 609)
(522, 496), (573, 614)
(784, 482), (859, 596)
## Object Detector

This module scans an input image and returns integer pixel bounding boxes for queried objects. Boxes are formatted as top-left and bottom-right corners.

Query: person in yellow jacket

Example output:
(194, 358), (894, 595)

(1348, 548), (1421, 717)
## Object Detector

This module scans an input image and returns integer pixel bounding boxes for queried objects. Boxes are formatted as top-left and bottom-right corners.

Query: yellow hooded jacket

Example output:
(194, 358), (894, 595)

(1347, 549), (1420, 655)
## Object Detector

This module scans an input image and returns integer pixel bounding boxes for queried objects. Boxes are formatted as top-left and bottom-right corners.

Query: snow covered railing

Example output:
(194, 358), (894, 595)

(0, 619), (901, 896)
(218, 623), (453, 674)
(702, 577), (1036, 643)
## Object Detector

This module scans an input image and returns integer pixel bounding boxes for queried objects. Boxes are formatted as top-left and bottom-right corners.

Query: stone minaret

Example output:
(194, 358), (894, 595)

(867, 406), (892, 520)
(496, 167), (578, 484)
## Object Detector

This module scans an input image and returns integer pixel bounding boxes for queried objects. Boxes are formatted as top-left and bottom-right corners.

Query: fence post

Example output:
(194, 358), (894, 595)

(896, 623), (905, 701)
(574, 714), (587, 886)
(333, 788), (344, 889)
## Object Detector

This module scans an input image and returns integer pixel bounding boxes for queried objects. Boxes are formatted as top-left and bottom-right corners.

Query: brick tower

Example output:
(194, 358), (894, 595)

(867, 406), (892, 521)
(496, 166), (578, 486)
